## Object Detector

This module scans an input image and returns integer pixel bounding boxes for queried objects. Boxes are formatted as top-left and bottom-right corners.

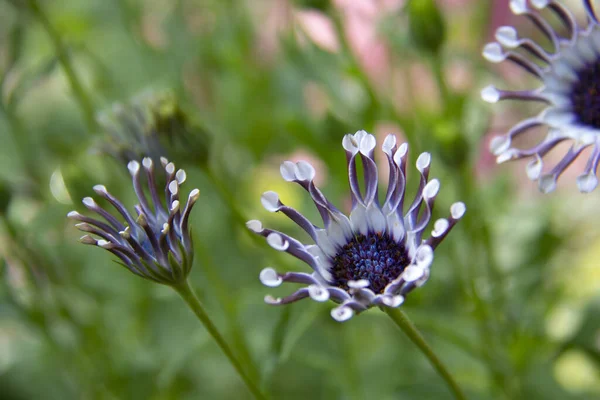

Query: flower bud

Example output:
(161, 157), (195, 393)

(407, 0), (446, 54)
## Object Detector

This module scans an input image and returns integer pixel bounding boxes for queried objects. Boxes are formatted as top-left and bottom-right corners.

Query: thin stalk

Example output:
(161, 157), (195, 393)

(429, 55), (450, 106)
(172, 279), (267, 400)
(26, 0), (96, 132)
(383, 307), (467, 400)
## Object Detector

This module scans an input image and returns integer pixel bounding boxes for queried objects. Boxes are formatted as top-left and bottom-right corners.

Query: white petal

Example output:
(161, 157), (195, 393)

(359, 133), (376, 154)
(267, 232), (290, 251)
(543, 75), (572, 94)
(591, 28), (600, 53)
(246, 220), (263, 233)
(82, 197), (96, 207)
(531, 0), (548, 9)
(142, 157), (153, 170)
(497, 149), (520, 164)
(551, 60), (577, 82)
(264, 295), (282, 305)
(380, 294), (404, 307)
(543, 92), (571, 107)
(260, 268), (282, 287)
(577, 173), (598, 193)
(405, 231), (419, 258)
(423, 179), (440, 199)
(415, 245), (434, 269)
(482, 42), (505, 63)
(169, 180), (179, 195)
(342, 134), (359, 153)
(350, 204), (369, 235)
(416, 152), (431, 172)
(382, 134), (396, 154)
(386, 213), (405, 242)
(261, 191), (280, 212)
(538, 174), (557, 194)
(489, 135), (511, 155)
(165, 162), (175, 175)
(176, 169), (187, 184)
(280, 161), (297, 181)
(308, 285), (330, 302)
(431, 218), (449, 238)
(188, 189), (200, 202)
(348, 279), (370, 289)
(526, 157), (543, 181)
(403, 266), (425, 282)
(366, 203), (387, 233)
(578, 129), (598, 146)
(509, 0), (527, 15)
(575, 36), (597, 63)
(354, 130), (368, 142)
(393, 143), (409, 166)
(495, 26), (519, 48)
(331, 305), (354, 322)
(93, 184), (107, 194)
(296, 161), (316, 181)
(316, 229), (338, 257)
(481, 85), (501, 103)
(450, 202), (466, 219)
(127, 160), (140, 175)
(561, 48), (585, 71)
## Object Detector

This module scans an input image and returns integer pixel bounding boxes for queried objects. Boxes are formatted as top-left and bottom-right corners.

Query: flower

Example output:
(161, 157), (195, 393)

(96, 89), (210, 168)
(482, 0), (600, 193)
(248, 131), (466, 322)
(68, 157), (200, 285)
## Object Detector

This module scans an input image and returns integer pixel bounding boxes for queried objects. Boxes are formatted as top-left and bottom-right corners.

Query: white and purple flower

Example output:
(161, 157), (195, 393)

(248, 131), (465, 322)
(482, 0), (600, 192)
(69, 157), (199, 285)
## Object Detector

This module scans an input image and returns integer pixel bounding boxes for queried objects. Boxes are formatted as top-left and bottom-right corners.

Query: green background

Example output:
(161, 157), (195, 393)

(0, 0), (599, 399)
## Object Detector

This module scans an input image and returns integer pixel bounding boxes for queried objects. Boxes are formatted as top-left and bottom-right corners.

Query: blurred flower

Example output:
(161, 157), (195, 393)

(295, 9), (340, 53)
(482, 0), (600, 193)
(96, 89), (210, 168)
(248, 131), (465, 321)
(333, 0), (401, 90)
(68, 158), (200, 285)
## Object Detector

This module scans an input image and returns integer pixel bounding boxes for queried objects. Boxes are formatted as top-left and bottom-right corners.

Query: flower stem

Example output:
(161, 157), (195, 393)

(383, 307), (467, 400)
(172, 279), (267, 400)
(26, 0), (96, 133)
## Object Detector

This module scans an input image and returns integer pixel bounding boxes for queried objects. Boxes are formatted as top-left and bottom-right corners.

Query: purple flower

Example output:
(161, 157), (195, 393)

(482, 0), (600, 193)
(68, 157), (199, 285)
(248, 131), (465, 322)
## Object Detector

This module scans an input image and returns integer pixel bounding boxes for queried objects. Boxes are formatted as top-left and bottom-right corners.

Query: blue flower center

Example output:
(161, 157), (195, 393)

(570, 59), (600, 129)
(331, 233), (410, 294)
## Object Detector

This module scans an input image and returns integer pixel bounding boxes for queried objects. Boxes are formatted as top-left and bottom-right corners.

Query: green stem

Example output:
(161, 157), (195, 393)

(383, 308), (467, 400)
(26, 0), (96, 132)
(429, 55), (450, 107)
(172, 279), (267, 400)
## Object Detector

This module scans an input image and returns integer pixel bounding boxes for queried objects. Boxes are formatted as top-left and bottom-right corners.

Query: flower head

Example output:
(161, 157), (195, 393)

(482, 0), (600, 193)
(68, 157), (200, 285)
(96, 90), (210, 168)
(248, 131), (466, 321)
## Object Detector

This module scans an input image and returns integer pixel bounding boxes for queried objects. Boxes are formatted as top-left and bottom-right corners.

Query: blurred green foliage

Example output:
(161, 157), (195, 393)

(0, 0), (599, 399)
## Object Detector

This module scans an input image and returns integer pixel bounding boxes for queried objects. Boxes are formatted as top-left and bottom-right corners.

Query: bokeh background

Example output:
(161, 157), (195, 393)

(0, 0), (599, 398)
